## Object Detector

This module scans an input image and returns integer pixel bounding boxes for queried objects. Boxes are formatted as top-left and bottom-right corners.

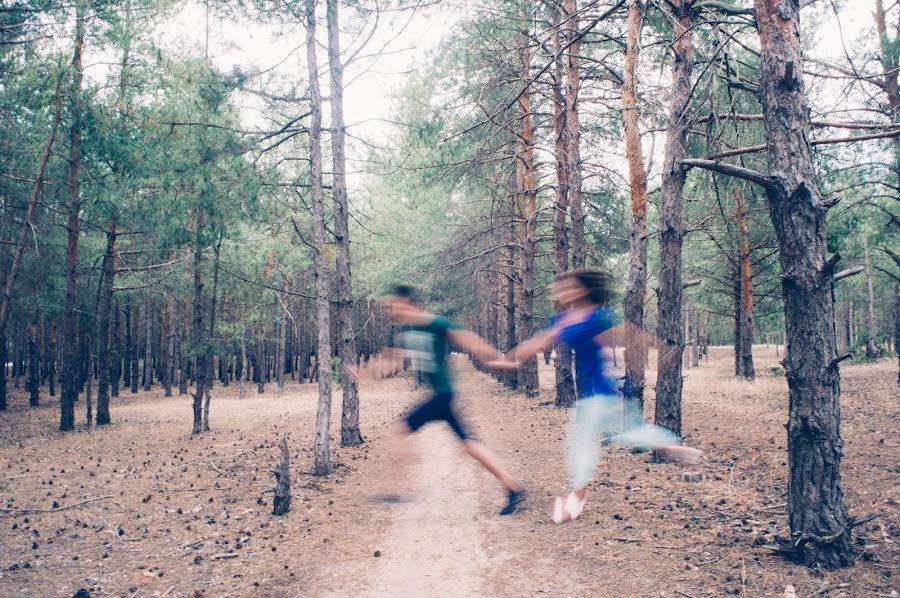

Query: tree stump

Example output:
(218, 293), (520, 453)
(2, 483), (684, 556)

(273, 434), (291, 516)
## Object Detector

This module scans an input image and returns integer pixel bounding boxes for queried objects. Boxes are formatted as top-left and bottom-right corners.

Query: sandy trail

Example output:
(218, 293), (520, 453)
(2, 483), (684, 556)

(360, 426), (487, 597)
(359, 363), (489, 598)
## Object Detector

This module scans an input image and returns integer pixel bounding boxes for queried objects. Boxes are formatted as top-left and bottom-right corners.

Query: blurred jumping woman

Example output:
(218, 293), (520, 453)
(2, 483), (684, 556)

(490, 270), (700, 523)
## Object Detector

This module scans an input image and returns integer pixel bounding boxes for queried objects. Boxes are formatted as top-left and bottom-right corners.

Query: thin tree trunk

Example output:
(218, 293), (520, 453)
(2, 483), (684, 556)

(202, 233), (222, 432)
(863, 238), (877, 358)
(691, 304), (699, 368)
(179, 295), (189, 395)
(655, 0), (693, 440)
(142, 303), (152, 391)
(622, 0), (649, 424)
(96, 219), (117, 425)
(165, 291), (175, 396)
(190, 209), (206, 435)
(735, 187), (755, 379)
(307, 0), (333, 475)
(27, 317), (39, 407)
(327, 0), (363, 445)
(564, 0), (584, 268)
(60, 2), (85, 432)
(239, 332), (247, 400)
(276, 280), (288, 390)
(130, 304), (139, 394)
(123, 302), (132, 390)
(755, 0), (855, 567)
(111, 302), (121, 398)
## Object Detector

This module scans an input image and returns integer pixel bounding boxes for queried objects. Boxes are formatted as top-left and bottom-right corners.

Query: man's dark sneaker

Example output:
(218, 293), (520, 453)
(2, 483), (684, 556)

(499, 488), (527, 516)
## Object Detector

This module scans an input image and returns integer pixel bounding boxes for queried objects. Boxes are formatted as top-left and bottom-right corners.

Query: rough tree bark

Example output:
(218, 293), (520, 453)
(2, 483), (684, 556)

(96, 219), (117, 425)
(142, 303), (152, 391)
(130, 304), (139, 394)
(27, 317), (39, 406)
(307, 0), (334, 475)
(60, 2), (85, 432)
(735, 186), (755, 379)
(755, 0), (859, 568)
(622, 0), (649, 424)
(516, 4), (539, 398)
(327, 0), (363, 445)
(202, 233), (223, 432)
(564, 0), (585, 268)
(190, 209), (206, 435)
(550, 0), (576, 408)
(654, 0), (693, 440)
(273, 434), (291, 516)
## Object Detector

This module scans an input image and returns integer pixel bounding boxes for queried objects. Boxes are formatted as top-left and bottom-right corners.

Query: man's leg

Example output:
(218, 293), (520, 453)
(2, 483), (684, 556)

(462, 440), (524, 492)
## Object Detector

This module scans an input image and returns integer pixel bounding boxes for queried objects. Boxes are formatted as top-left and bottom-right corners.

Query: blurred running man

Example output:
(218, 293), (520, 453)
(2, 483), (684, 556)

(346, 285), (527, 516)
(489, 270), (700, 523)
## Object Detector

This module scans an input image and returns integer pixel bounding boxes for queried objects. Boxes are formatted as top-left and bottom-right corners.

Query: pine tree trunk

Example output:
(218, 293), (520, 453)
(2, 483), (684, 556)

(564, 0), (584, 268)
(863, 238), (877, 358)
(142, 304), (152, 392)
(60, 3), (85, 432)
(735, 187), (755, 379)
(516, 5), (539, 398)
(130, 304), (139, 394)
(691, 305), (699, 368)
(202, 235), (222, 432)
(327, 0), (363, 445)
(27, 317), (40, 407)
(754, 0), (854, 567)
(550, 4), (576, 407)
(276, 280), (288, 390)
(111, 302), (121, 398)
(96, 219), (117, 425)
(654, 0), (693, 440)
(240, 332), (247, 400)
(0, 336), (6, 410)
(190, 209), (206, 435)
(179, 295), (189, 395)
(165, 292), (175, 396)
(307, 0), (333, 475)
(123, 302), (132, 389)
(622, 0), (649, 424)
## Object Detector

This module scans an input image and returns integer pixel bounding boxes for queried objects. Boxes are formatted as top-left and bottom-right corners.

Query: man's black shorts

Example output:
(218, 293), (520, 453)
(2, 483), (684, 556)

(404, 392), (471, 441)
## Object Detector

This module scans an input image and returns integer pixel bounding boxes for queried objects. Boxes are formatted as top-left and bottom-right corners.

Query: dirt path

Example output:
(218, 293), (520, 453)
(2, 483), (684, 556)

(355, 360), (490, 597)
(360, 426), (487, 597)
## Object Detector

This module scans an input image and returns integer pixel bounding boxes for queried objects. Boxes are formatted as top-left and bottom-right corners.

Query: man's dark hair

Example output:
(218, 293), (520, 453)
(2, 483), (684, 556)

(391, 284), (418, 302)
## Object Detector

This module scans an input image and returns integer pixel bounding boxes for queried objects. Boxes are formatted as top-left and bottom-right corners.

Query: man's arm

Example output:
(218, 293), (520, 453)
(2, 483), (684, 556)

(484, 327), (558, 371)
(345, 348), (405, 381)
(448, 329), (502, 363)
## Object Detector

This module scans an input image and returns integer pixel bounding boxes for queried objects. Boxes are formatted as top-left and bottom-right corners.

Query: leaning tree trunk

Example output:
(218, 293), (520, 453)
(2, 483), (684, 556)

(96, 219), (117, 425)
(516, 6), (539, 399)
(654, 0), (693, 440)
(327, 0), (363, 446)
(550, 2), (576, 408)
(307, 0), (334, 476)
(0, 78), (62, 412)
(755, 0), (858, 568)
(622, 0), (650, 425)
(60, 3), (85, 432)
(735, 187), (755, 379)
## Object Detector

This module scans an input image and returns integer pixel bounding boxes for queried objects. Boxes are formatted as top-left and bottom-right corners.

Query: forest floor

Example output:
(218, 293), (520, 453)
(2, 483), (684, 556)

(0, 346), (897, 598)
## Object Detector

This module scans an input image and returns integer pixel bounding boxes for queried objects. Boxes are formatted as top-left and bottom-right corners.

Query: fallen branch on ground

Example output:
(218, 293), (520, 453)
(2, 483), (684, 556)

(0, 494), (113, 514)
